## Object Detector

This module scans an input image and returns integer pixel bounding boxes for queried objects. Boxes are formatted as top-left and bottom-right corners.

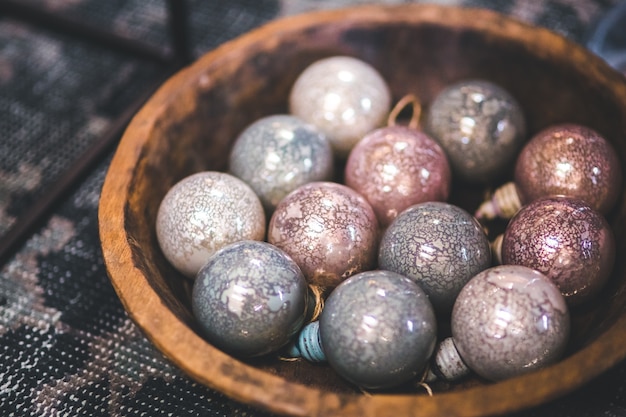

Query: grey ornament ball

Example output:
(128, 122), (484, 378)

(451, 265), (570, 382)
(319, 270), (437, 390)
(156, 171), (266, 279)
(192, 240), (309, 358)
(425, 79), (526, 183)
(229, 114), (334, 213)
(378, 201), (491, 312)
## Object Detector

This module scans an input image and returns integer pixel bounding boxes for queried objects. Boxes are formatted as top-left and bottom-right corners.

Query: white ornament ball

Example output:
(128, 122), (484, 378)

(289, 56), (391, 157)
(156, 171), (266, 279)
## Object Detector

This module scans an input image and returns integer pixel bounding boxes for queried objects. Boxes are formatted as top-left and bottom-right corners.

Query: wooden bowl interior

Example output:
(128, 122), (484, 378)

(102, 5), (626, 416)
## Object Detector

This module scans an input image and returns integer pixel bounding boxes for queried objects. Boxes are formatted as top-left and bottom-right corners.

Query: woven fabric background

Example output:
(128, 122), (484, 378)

(1, 1), (625, 416)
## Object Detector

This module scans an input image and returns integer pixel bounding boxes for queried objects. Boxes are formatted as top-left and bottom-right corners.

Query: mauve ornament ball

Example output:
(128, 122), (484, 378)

(229, 114), (334, 213)
(344, 125), (452, 227)
(378, 202), (491, 312)
(514, 123), (622, 214)
(451, 265), (570, 382)
(320, 270), (437, 390)
(425, 79), (526, 183)
(501, 196), (615, 306)
(289, 56), (391, 157)
(156, 171), (265, 279)
(268, 182), (379, 288)
(192, 240), (308, 358)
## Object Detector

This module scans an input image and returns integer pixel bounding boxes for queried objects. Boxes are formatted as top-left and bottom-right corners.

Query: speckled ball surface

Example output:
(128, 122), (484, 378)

(502, 196), (615, 306)
(425, 79), (526, 183)
(268, 181), (379, 288)
(192, 240), (308, 358)
(451, 265), (570, 382)
(378, 202), (491, 312)
(229, 114), (334, 213)
(344, 125), (452, 227)
(319, 270), (437, 389)
(289, 56), (392, 157)
(156, 171), (266, 279)
(514, 123), (622, 214)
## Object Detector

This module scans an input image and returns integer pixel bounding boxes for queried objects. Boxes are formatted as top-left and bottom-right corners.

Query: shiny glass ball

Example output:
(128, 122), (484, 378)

(229, 114), (334, 213)
(289, 56), (391, 157)
(268, 181), (379, 288)
(502, 196), (615, 306)
(425, 79), (526, 183)
(345, 125), (452, 227)
(320, 270), (437, 389)
(192, 240), (308, 358)
(156, 171), (265, 278)
(452, 265), (570, 381)
(378, 201), (491, 312)
(514, 123), (622, 214)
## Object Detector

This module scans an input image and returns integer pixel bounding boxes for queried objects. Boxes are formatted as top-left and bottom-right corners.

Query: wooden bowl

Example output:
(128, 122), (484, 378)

(99, 4), (626, 416)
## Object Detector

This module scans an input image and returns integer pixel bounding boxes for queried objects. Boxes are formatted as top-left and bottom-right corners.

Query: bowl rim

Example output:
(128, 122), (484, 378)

(99, 4), (626, 417)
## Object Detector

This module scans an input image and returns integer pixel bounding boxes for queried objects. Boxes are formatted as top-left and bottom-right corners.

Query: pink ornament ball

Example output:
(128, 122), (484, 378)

(502, 196), (615, 306)
(268, 181), (379, 288)
(452, 265), (570, 382)
(345, 125), (452, 227)
(514, 123), (622, 214)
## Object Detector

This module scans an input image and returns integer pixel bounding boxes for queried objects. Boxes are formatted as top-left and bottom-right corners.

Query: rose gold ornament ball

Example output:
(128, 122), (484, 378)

(268, 181), (379, 288)
(502, 196), (615, 306)
(514, 123), (622, 214)
(345, 125), (452, 227)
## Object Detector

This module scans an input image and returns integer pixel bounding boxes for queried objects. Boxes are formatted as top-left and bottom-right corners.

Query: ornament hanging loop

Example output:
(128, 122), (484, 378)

(387, 94), (422, 130)
(306, 284), (325, 323)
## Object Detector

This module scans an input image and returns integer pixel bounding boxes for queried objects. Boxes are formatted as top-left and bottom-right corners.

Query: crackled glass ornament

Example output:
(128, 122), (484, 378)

(319, 270), (437, 390)
(156, 171), (265, 279)
(289, 56), (391, 157)
(476, 123), (622, 220)
(229, 114), (334, 213)
(378, 201), (491, 312)
(268, 181), (379, 288)
(192, 240), (308, 358)
(499, 196), (615, 306)
(449, 265), (570, 382)
(345, 125), (452, 227)
(425, 79), (526, 183)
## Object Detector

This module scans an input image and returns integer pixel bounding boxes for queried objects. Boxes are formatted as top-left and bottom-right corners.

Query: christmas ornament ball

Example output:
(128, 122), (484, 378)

(378, 201), (491, 312)
(514, 123), (622, 214)
(192, 240), (308, 358)
(229, 114), (334, 213)
(156, 171), (266, 279)
(268, 181), (379, 288)
(289, 56), (391, 157)
(451, 265), (570, 382)
(501, 196), (615, 305)
(425, 79), (526, 183)
(320, 270), (437, 389)
(345, 125), (452, 227)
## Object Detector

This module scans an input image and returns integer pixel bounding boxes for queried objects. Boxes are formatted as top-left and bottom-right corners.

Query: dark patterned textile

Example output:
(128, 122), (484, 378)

(1, 1), (625, 416)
